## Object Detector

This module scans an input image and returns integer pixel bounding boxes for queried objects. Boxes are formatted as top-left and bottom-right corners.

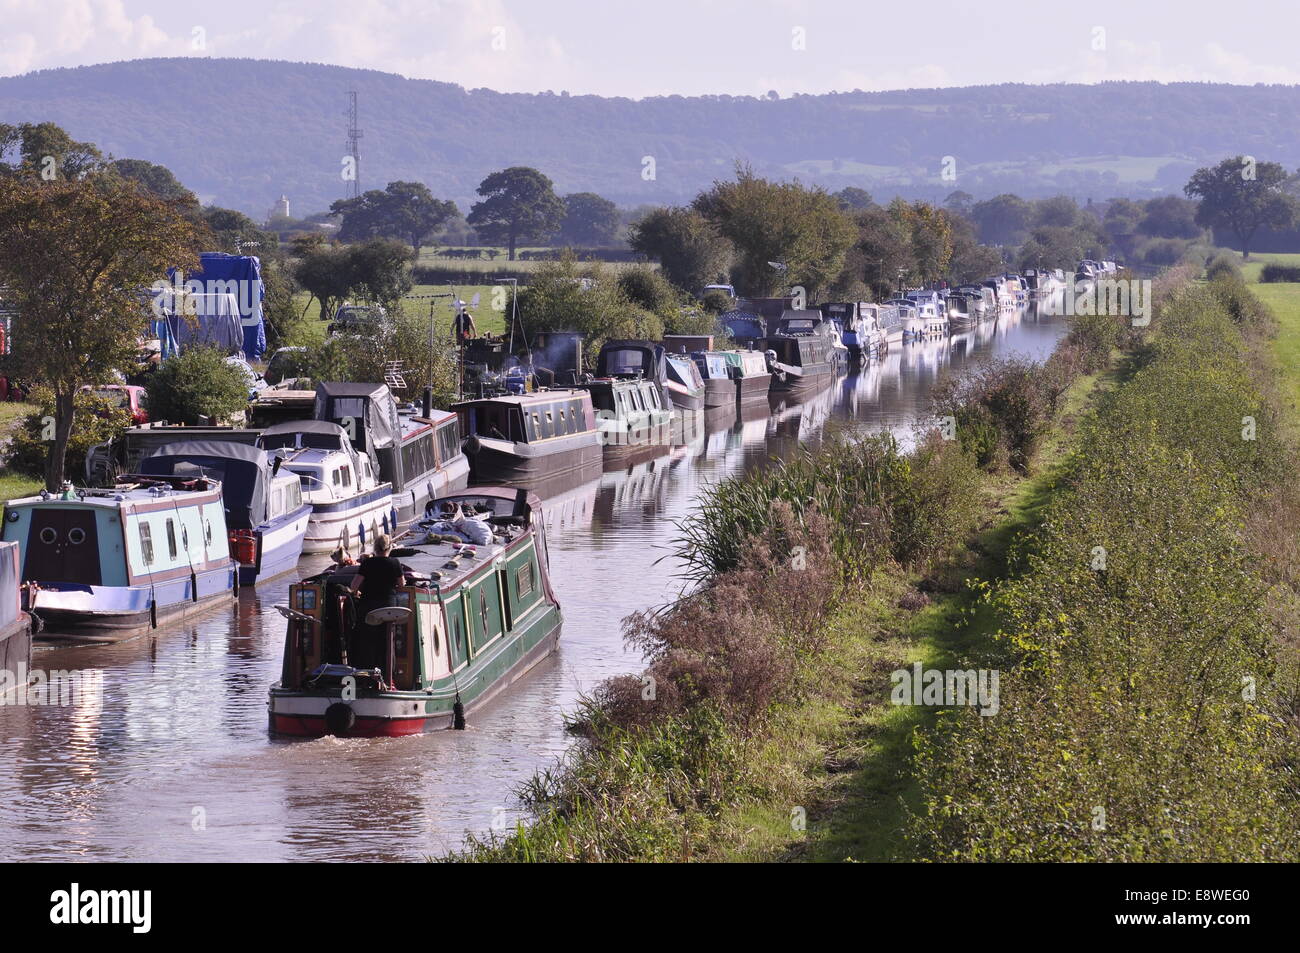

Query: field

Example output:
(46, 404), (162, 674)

(0, 400), (42, 502)
(1248, 260), (1300, 432)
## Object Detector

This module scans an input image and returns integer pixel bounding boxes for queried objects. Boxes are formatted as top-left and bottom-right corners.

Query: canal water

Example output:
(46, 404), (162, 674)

(0, 306), (1066, 861)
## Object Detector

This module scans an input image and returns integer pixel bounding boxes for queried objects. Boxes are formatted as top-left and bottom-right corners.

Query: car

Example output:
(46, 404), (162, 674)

(327, 304), (388, 337)
(80, 383), (149, 425)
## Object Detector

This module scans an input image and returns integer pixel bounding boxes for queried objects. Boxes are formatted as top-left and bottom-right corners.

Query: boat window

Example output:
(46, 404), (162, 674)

(286, 482), (302, 510)
(164, 519), (178, 560)
(340, 466), (352, 489)
(205, 519), (213, 545)
(331, 468), (341, 487)
(631, 388), (645, 412)
(271, 488), (284, 518)
(436, 421), (460, 463)
(139, 523), (154, 566)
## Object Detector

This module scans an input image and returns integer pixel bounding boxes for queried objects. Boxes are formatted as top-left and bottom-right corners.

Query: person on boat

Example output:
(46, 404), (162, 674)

(452, 308), (477, 343)
(348, 534), (406, 672)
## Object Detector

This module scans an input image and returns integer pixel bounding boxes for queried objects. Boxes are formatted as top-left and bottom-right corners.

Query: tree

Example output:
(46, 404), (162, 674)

(146, 347), (250, 425)
(556, 192), (620, 246)
(693, 166), (854, 297)
(833, 187), (874, 211)
(110, 158), (198, 208)
(0, 175), (200, 488)
(1184, 157), (1298, 259)
(943, 190), (975, 219)
(628, 206), (732, 293)
(292, 239), (412, 321)
(330, 180), (457, 251)
(515, 255), (663, 359)
(971, 193), (1032, 246)
(203, 206), (277, 253)
(1032, 195), (1081, 229)
(466, 166), (566, 260)
(1138, 195), (1202, 239)
(0, 121), (102, 180)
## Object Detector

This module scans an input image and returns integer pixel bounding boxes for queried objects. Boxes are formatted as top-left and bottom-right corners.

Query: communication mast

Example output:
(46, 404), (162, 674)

(345, 91), (363, 199)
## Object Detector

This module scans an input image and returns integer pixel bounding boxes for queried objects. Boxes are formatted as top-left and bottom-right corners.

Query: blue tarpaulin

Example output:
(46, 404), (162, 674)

(167, 253), (266, 360)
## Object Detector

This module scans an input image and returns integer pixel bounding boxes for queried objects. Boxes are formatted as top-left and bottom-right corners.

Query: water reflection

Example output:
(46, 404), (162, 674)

(0, 305), (1066, 860)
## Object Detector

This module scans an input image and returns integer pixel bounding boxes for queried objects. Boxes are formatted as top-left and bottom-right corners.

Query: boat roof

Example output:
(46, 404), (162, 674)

(4, 478), (223, 511)
(138, 440), (277, 530)
(451, 388), (590, 408)
(262, 420), (348, 437)
(311, 487), (545, 592)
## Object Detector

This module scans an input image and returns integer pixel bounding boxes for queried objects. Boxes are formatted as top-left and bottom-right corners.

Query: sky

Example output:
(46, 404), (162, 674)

(1, 0), (1298, 97)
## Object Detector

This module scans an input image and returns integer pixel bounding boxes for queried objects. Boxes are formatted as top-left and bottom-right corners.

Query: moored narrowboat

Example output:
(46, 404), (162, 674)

(454, 389), (602, 485)
(729, 349), (774, 403)
(766, 332), (836, 394)
(663, 352), (706, 412)
(0, 540), (32, 695)
(3, 477), (237, 638)
(581, 376), (673, 463)
(691, 351), (736, 410)
(268, 487), (562, 737)
(138, 441), (312, 586)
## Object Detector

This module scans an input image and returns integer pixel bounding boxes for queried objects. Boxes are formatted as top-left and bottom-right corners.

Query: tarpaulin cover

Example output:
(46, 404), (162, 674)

(167, 254), (266, 360)
(313, 382), (400, 452)
(139, 441), (270, 530)
(0, 540), (18, 627)
(149, 290), (244, 355)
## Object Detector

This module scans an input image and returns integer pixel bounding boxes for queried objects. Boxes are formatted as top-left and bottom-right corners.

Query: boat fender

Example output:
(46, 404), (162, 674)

(149, 599), (157, 630)
(452, 697), (466, 730)
(324, 702), (356, 736)
(464, 434), (482, 455)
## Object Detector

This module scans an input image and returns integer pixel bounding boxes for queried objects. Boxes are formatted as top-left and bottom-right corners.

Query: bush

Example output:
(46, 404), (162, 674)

(1205, 250), (1242, 282)
(933, 357), (1055, 473)
(1260, 263), (1300, 283)
(6, 388), (131, 482)
(145, 348), (251, 425)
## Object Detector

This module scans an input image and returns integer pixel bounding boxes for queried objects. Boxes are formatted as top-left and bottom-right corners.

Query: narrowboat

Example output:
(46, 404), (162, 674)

(453, 389), (602, 485)
(944, 291), (984, 333)
(258, 421), (396, 555)
(691, 351), (736, 410)
(312, 382), (470, 529)
(3, 477), (237, 637)
(765, 332), (836, 394)
(703, 349), (772, 405)
(137, 441), (312, 586)
(775, 310), (849, 372)
(86, 422), (262, 486)
(664, 352), (707, 412)
(268, 487), (562, 737)
(595, 340), (707, 414)
(582, 376), (673, 461)
(0, 540), (32, 697)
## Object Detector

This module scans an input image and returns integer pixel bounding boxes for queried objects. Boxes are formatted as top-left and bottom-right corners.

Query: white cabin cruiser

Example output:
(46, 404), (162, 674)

(257, 421), (396, 555)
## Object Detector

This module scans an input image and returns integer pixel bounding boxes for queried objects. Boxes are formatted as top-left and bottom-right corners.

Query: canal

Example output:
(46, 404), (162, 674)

(0, 306), (1066, 860)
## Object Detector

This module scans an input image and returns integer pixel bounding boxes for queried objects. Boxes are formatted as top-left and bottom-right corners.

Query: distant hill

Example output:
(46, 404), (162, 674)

(3, 58), (1299, 217)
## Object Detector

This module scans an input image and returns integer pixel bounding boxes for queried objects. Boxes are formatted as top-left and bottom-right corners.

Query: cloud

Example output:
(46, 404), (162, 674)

(0, 0), (171, 75)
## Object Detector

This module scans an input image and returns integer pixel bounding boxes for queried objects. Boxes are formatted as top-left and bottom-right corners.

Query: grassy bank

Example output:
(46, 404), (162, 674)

(907, 273), (1300, 861)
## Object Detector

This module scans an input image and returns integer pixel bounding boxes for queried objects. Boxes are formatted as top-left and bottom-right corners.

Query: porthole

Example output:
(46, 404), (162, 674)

(68, 527), (86, 545)
(39, 527), (58, 544)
